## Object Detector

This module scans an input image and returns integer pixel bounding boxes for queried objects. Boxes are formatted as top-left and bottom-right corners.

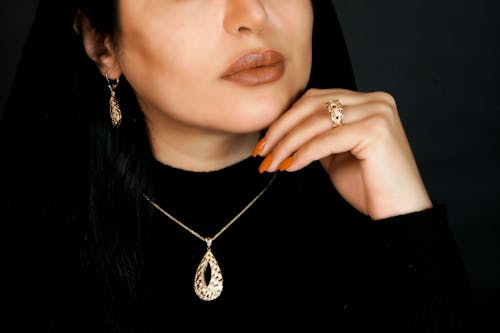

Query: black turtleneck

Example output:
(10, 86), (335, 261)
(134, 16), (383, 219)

(8, 156), (476, 332)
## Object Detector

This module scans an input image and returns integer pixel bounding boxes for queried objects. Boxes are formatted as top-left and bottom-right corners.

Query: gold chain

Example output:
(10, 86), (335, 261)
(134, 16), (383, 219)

(143, 172), (277, 243)
(142, 172), (277, 301)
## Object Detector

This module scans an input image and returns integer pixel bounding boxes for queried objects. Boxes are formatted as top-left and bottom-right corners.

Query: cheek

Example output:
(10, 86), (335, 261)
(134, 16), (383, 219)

(117, 27), (209, 109)
(116, 3), (212, 98)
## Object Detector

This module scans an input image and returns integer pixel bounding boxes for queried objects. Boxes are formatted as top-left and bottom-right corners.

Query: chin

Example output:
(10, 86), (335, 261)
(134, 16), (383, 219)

(215, 103), (286, 133)
(207, 84), (303, 132)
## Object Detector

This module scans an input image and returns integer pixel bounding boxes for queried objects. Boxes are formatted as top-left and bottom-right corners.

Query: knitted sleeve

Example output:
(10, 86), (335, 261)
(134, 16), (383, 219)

(369, 204), (477, 332)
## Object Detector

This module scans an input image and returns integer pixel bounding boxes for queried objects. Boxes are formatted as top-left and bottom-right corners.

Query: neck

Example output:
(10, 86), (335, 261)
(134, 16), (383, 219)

(146, 118), (262, 172)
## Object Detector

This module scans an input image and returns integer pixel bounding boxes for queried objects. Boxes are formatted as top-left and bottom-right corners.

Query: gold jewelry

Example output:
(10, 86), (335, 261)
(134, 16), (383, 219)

(143, 172), (277, 301)
(106, 74), (122, 127)
(326, 99), (344, 128)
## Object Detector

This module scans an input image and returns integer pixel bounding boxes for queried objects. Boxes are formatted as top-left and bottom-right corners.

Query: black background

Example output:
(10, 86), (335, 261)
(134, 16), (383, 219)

(1, 0), (499, 330)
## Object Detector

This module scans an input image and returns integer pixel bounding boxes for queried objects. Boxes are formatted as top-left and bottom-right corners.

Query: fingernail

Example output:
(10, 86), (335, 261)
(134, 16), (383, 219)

(279, 157), (294, 172)
(258, 153), (273, 174)
(252, 137), (267, 157)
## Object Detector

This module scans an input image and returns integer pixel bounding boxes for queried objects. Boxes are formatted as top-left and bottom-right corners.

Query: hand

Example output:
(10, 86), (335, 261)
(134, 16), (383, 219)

(253, 88), (433, 220)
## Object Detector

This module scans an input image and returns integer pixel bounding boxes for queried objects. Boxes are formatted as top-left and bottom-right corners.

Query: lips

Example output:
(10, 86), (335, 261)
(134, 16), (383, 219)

(220, 50), (285, 86)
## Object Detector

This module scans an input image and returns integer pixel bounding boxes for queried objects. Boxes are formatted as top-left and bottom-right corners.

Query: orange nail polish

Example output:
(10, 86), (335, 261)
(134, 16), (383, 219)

(258, 153), (273, 173)
(252, 137), (267, 157)
(279, 157), (294, 172)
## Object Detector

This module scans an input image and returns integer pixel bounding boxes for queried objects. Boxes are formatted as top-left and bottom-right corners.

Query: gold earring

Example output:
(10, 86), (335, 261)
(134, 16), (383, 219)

(106, 74), (122, 127)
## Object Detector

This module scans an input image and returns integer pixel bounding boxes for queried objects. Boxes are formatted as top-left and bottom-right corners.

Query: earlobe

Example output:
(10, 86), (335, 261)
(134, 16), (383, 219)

(78, 14), (122, 79)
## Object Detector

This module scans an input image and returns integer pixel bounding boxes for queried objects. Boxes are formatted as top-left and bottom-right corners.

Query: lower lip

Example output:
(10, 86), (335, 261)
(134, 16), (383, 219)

(221, 62), (285, 86)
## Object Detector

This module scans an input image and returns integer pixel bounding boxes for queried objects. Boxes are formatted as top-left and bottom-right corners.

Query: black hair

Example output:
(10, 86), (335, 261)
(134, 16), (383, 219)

(2, 1), (355, 332)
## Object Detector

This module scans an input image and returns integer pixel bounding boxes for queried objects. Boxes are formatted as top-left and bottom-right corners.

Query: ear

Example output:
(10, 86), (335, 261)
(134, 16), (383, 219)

(75, 12), (122, 80)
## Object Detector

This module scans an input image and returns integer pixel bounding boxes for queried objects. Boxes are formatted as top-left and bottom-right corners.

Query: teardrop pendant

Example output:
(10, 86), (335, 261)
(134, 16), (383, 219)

(106, 75), (122, 127)
(194, 248), (223, 301)
(109, 90), (122, 127)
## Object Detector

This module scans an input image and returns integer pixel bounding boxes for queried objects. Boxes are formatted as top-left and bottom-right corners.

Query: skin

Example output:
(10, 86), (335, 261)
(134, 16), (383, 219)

(80, 0), (432, 220)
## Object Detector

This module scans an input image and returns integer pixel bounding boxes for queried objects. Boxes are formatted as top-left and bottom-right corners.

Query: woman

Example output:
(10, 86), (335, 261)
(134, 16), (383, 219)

(4, 0), (475, 332)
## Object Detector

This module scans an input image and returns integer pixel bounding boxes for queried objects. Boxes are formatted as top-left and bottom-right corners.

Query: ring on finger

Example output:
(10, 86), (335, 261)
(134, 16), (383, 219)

(325, 99), (344, 128)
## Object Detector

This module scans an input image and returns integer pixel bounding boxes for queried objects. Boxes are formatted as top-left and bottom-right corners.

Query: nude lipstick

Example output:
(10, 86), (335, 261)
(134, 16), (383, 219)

(220, 50), (285, 86)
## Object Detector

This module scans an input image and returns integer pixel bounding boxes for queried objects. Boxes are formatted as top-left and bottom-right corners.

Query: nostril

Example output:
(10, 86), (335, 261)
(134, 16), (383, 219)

(238, 26), (251, 33)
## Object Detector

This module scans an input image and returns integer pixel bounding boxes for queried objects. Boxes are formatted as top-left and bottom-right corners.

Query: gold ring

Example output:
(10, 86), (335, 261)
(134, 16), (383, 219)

(325, 99), (344, 128)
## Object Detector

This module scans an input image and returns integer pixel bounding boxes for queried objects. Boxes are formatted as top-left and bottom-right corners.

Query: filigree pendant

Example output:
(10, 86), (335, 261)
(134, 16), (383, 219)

(194, 246), (223, 301)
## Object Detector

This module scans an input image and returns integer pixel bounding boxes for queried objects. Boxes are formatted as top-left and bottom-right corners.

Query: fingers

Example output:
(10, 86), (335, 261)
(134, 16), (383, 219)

(283, 115), (387, 172)
(258, 89), (366, 155)
(254, 90), (398, 173)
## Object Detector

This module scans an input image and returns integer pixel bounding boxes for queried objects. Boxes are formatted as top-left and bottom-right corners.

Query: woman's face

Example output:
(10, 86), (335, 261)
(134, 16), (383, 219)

(115, 0), (313, 133)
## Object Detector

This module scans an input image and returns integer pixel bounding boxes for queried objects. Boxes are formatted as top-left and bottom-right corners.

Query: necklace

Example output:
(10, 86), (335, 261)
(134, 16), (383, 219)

(143, 172), (277, 301)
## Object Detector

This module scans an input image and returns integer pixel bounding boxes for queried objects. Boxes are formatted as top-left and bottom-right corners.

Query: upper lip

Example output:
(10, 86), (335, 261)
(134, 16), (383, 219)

(221, 49), (285, 78)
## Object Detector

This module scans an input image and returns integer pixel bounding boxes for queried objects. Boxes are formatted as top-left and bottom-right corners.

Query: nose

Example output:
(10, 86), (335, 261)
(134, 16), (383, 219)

(223, 0), (268, 35)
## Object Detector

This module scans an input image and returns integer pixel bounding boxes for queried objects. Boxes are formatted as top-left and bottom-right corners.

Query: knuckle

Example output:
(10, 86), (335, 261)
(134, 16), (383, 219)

(304, 88), (320, 97)
(368, 92), (398, 120)
(372, 91), (397, 108)
(371, 100), (393, 116)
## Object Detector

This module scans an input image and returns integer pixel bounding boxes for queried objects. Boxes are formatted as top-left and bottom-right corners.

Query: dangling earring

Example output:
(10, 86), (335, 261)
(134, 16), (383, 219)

(106, 74), (122, 127)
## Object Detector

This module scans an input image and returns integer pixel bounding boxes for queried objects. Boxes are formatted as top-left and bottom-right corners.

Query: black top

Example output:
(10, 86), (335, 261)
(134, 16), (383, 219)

(8, 156), (475, 332)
